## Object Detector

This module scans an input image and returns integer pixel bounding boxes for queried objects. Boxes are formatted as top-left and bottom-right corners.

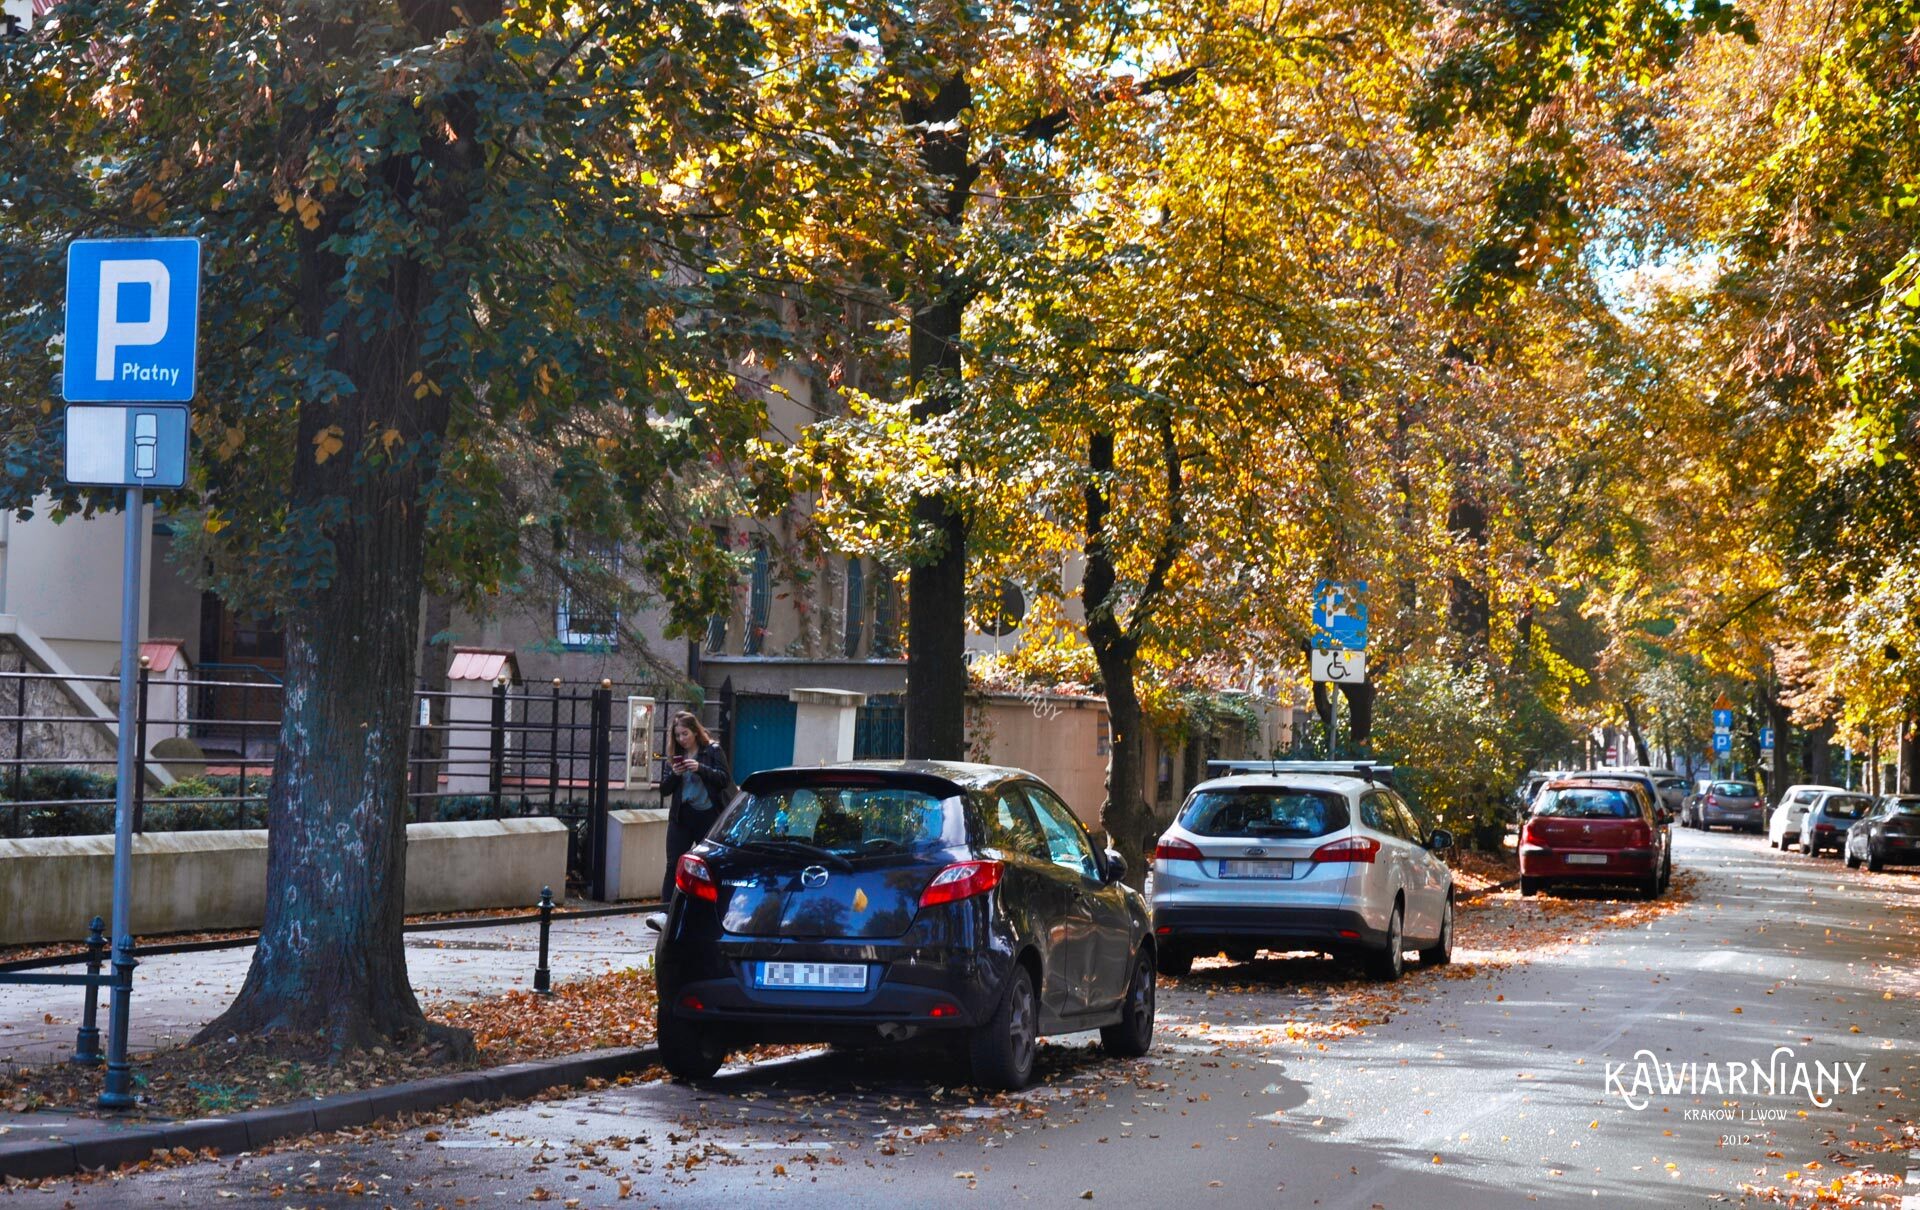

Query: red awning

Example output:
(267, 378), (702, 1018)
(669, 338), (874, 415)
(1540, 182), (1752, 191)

(447, 649), (517, 682)
(139, 641), (185, 672)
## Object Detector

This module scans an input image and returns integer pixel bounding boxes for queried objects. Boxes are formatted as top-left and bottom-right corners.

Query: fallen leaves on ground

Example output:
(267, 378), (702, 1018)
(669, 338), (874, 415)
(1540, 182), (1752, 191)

(0, 966), (660, 1122)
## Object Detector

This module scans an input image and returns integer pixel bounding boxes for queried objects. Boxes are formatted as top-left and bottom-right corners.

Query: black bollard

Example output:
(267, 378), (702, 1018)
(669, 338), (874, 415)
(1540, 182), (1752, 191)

(71, 916), (106, 1066)
(534, 885), (554, 995)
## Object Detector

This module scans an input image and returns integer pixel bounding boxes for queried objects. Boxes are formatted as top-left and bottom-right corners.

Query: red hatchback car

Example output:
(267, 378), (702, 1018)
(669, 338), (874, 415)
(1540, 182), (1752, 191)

(1520, 779), (1672, 900)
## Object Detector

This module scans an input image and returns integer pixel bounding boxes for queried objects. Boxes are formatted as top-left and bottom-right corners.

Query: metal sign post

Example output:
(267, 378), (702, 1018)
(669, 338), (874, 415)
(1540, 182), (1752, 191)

(100, 486), (144, 1108)
(61, 236), (200, 1110)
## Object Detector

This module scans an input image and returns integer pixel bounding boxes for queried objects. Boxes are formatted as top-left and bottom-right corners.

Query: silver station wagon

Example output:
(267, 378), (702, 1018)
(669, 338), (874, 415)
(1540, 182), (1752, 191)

(1149, 762), (1455, 982)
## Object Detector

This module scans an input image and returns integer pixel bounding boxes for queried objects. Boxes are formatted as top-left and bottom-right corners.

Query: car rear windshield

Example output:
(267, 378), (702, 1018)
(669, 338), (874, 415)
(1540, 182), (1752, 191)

(713, 785), (959, 856)
(1711, 782), (1757, 797)
(1821, 795), (1871, 818)
(1178, 789), (1350, 839)
(1534, 787), (1640, 818)
(1886, 798), (1920, 815)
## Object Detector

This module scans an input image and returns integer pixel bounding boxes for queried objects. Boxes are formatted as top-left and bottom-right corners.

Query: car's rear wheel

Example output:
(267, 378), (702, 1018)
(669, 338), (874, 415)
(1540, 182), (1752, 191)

(1867, 845), (1885, 873)
(1418, 896), (1453, 966)
(1844, 845), (1861, 870)
(1155, 944), (1193, 977)
(657, 1010), (727, 1081)
(969, 964), (1038, 1091)
(1366, 903), (1405, 982)
(1100, 950), (1156, 1058)
(1520, 876), (1541, 897)
(1799, 836), (1814, 856)
(1638, 870), (1662, 900)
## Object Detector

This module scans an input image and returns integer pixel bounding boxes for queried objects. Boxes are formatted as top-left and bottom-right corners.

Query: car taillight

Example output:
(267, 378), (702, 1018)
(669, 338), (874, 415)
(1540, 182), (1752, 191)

(920, 860), (1003, 908)
(1311, 836), (1380, 863)
(1629, 822), (1652, 846)
(1815, 823), (1835, 833)
(1521, 820), (1540, 846)
(1705, 795), (1718, 808)
(675, 853), (718, 902)
(1154, 837), (1204, 862)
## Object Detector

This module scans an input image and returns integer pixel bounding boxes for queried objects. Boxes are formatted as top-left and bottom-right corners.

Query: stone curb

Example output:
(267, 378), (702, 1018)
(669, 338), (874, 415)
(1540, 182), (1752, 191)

(0, 1045), (657, 1183)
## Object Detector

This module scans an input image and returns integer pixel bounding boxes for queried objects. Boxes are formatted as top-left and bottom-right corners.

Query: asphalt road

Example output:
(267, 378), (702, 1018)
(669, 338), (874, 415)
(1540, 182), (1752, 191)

(9, 827), (1918, 1208)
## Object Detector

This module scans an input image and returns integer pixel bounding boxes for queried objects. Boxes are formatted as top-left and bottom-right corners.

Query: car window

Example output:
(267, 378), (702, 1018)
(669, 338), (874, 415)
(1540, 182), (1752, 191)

(1362, 791), (1413, 840)
(1534, 787), (1639, 818)
(1177, 788), (1350, 839)
(1885, 798), (1920, 816)
(1821, 795), (1871, 819)
(1386, 796), (1426, 844)
(715, 785), (958, 855)
(1021, 785), (1100, 880)
(979, 789), (1047, 860)
(1711, 782), (1756, 797)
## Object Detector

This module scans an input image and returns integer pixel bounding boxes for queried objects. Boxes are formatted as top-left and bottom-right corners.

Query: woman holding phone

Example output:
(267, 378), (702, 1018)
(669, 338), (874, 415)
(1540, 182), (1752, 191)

(661, 711), (732, 900)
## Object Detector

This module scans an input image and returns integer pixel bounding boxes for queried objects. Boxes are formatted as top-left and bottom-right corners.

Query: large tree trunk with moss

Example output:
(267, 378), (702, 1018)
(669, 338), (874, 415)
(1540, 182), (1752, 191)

(198, 0), (486, 1052)
(1900, 710), (1920, 794)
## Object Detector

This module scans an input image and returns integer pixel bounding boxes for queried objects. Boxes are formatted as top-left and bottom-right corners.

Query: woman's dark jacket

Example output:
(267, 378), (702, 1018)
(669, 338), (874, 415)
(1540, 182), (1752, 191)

(665, 741), (733, 828)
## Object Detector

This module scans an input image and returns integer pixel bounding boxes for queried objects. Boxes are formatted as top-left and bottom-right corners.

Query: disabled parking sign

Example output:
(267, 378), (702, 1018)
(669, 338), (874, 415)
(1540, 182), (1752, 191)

(63, 237), (201, 402)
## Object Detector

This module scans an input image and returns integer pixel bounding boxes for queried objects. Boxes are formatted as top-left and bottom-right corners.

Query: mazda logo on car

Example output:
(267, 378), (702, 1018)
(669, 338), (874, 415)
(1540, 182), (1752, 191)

(800, 865), (830, 888)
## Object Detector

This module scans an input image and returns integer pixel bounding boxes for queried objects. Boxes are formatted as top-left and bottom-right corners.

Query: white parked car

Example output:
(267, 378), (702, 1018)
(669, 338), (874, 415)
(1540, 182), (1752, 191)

(1768, 784), (1844, 849)
(1151, 763), (1454, 983)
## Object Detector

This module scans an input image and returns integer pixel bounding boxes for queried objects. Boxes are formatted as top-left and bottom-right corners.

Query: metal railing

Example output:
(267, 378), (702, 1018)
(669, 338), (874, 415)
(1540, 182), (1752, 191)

(0, 662), (720, 898)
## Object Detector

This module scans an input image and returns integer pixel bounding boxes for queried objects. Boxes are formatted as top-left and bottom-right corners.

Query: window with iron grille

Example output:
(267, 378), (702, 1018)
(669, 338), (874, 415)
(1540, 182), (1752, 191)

(871, 566), (900, 658)
(743, 540), (771, 656)
(556, 542), (621, 651)
(855, 695), (906, 758)
(843, 558), (866, 658)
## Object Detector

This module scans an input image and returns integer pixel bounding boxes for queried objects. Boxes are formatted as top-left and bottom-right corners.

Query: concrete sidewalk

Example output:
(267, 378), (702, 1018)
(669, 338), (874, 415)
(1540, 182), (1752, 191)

(0, 912), (661, 1070)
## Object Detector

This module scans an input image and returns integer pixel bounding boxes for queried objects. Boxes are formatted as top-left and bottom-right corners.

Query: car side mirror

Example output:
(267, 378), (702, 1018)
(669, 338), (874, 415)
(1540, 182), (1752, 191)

(1657, 807), (1674, 824)
(1427, 828), (1454, 852)
(1103, 849), (1129, 884)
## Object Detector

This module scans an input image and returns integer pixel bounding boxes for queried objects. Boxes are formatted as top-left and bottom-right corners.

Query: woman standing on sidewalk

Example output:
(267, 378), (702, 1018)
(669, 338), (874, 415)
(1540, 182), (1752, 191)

(661, 711), (732, 901)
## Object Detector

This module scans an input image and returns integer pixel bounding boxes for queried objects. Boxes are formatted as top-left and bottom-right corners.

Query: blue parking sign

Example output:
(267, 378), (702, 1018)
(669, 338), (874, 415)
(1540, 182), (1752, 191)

(1712, 732), (1732, 754)
(1312, 580), (1369, 650)
(63, 238), (201, 402)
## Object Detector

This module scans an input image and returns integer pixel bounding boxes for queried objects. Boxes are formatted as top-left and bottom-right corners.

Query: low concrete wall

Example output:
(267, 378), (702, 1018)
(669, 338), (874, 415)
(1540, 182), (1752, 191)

(604, 808), (669, 903)
(0, 819), (568, 945)
(403, 818), (569, 915)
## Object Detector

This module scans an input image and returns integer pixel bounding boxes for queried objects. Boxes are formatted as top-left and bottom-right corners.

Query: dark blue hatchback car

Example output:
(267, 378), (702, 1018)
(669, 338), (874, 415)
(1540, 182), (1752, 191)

(653, 761), (1155, 1090)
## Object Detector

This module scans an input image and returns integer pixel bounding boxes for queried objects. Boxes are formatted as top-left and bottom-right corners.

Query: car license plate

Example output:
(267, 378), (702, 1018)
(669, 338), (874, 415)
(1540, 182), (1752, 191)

(1219, 859), (1294, 879)
(1566, 853), (1608, 865)
(756, 962), (868, 992)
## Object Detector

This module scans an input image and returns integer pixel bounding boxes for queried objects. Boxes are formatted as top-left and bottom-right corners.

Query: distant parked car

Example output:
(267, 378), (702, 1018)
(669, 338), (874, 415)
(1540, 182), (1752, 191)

(1654, 777), (1692, 815)
(1768, 784), (1844, 849)
(1794, 790), (1874, 857)
(1520, 778), (1672, 900)
(1151, 763), (1454, 983)
(653, 761), (1154, 1091)
(1682, 781), (1762, 832)
(1844, 795), (1920, 871)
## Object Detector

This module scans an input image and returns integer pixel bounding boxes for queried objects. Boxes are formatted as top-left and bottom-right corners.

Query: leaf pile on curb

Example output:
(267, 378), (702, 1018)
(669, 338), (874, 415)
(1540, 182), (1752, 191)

(0, 966), (659, 1121)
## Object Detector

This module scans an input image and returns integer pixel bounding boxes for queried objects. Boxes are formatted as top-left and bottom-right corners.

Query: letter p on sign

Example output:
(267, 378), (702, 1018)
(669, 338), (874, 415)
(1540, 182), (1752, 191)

(63, 237), (201, 403)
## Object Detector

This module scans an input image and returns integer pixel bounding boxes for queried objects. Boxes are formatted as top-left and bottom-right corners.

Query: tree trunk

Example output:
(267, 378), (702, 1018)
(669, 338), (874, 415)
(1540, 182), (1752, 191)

(1900, 710), (1919, 794)
(1312, 680), (1336, 755)
(1083, 429), (1153, 883)
(198, 56), (475, 1048)
(1621, 699), (1651, 766)
(1805, 720), (1833, 784)
(900, 74), (977, 762)
(1765, 688), (1791, 804)
(1446, 490), (1490, 657)
(1339, 680), (1375, 748)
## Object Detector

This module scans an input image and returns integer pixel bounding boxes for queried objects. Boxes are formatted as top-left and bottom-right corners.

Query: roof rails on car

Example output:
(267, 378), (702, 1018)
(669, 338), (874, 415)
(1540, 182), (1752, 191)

(1206, 760), (1397, 784)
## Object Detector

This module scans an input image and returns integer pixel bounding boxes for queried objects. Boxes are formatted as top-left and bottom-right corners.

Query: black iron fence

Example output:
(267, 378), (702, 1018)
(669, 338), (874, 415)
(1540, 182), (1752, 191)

(0, 663), (715, 898)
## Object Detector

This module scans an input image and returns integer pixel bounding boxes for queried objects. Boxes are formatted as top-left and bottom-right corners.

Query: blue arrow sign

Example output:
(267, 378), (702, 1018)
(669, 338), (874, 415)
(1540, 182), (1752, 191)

(64, 237), (201, 403)
(1312, 580), (1369, 650)
(1712, 732), (1732, 754)
(1712, 709), (1733, 732)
